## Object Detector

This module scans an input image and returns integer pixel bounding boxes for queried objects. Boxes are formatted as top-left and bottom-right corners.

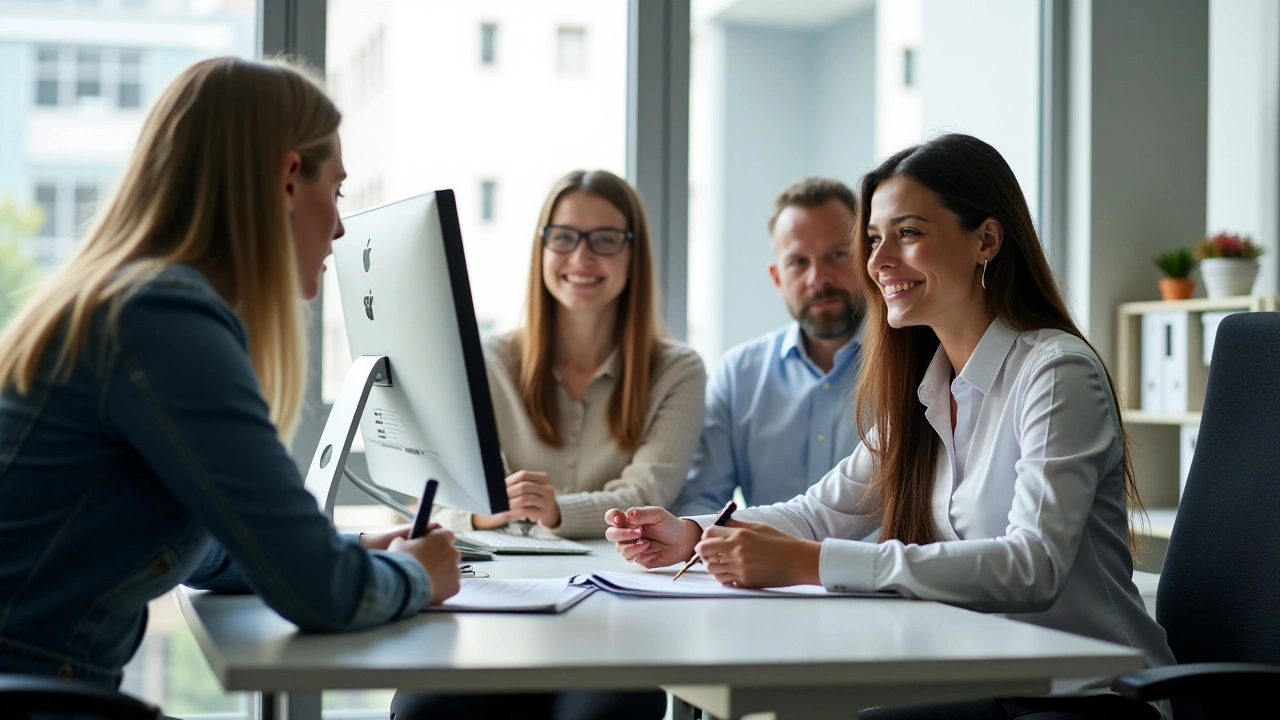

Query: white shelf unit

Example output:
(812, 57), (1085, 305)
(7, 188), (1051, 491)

(1115, 295), (1278, 539)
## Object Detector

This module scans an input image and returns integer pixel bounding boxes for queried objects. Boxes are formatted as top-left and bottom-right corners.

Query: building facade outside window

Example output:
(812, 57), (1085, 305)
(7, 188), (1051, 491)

(31, 45), (148, 109)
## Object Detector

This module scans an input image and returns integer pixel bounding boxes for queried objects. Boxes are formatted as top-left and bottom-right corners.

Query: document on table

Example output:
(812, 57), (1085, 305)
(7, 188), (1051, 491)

(422, 577), (595, 613)
(579, 567), (898, 599)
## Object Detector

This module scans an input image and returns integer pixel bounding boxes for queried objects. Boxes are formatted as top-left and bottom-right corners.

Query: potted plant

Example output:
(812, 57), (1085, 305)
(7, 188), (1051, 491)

(1153, 247), (1196, 300)
(1194, 232), (1265, 299)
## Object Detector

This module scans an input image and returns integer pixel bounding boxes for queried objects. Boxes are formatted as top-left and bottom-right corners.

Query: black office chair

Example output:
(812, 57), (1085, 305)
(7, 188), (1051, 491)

(1112, 312), (1280, 718)
(0, 674), (160, 719)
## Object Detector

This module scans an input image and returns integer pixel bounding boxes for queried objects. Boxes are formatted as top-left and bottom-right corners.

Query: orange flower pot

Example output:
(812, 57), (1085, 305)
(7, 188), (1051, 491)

(1159, 277), (1196, 301)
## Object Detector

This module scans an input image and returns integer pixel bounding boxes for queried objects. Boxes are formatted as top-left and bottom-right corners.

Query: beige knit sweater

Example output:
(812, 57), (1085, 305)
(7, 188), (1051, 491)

(432, 333), (706, 538)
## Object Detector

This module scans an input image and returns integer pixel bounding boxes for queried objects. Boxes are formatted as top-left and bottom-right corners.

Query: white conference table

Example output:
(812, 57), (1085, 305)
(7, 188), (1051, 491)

(177, 540), (1144, 720)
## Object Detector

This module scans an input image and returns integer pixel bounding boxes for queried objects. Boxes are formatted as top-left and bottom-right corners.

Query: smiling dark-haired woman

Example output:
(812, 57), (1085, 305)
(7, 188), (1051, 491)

(605, 134), (1174, 720)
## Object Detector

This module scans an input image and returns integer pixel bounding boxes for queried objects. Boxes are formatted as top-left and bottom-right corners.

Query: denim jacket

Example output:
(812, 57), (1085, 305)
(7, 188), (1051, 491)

(0, 265), (431, 687)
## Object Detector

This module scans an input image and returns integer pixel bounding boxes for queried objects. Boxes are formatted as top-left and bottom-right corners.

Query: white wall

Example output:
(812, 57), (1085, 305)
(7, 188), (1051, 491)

(688, 9), (877, 363)
(814, 11), (877, 183)
(1067, 0), (1209, 361)
(918, 0), (1040, 221)
(1206, 0), (1280, 295)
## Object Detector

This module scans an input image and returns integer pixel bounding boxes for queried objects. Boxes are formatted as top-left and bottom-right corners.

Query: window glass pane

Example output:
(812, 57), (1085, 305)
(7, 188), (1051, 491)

(36, 79), (60, 106)
(34, 183), (57, 237)
(75, 47), (101, 99)
(118, 81), (142, 108)
(557, 26), (586, 73)
(35, 46), (61, 106)
(74, 182), (97, 230)
(322, 0), (628, 416)
(686, 0), (1041, 363)
(480, 179), (497, 221)
(480, 21), (497, 64)
(0, 2), (258, 713)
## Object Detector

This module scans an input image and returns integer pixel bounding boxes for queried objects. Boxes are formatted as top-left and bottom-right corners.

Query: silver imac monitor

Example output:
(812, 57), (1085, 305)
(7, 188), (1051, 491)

(306, 190), (507, 517)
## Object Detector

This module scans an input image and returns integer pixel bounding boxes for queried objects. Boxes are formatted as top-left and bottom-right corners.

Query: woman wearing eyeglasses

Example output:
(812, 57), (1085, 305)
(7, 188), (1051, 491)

(396, 170), (705, 720)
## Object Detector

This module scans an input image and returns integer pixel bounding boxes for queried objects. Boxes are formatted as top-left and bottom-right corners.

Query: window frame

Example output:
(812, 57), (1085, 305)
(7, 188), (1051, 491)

(287, 0), (694, 493)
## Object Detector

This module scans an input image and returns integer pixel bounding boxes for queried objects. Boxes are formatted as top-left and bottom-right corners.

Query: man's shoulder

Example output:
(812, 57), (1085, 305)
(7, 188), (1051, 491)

(720, 324), (791, 367)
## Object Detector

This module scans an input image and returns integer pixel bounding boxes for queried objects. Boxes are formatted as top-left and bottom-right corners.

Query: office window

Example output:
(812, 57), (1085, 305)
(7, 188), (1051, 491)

(480, 22), (497, 65)
(75, 48), (101, 100)
(480, 179), (497, 222)
(118, 49), (142, 108)
(74, 182), (98, 231)
(323, 0), (627, 406)
(557, 27), (586, 73)
(902, 46), (916, 88)
(35, 47), (60, 106)
(34, 183), (57, 237)
(32, 46), (148, 109)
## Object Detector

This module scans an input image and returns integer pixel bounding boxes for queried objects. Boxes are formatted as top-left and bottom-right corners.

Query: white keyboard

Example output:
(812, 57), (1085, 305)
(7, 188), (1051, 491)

(454, 530), (592, 555)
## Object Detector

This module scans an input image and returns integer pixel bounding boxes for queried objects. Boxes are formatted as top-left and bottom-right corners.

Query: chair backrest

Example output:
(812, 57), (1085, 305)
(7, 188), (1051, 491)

(1156, 312), (1280, 665)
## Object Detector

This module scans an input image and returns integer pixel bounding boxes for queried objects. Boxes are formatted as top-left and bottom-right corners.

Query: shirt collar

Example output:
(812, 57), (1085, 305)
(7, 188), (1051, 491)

(918, 318), (1021, 404)
(779, 320), (865, 366)
(551, 347), (623, 384)
(959, 318), (1021, 395)
(594, 347), (623, 381)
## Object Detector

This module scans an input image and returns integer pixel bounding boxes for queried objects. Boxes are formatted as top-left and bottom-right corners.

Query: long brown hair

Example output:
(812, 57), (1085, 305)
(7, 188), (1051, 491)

(0, 57), (339, 439)
(517, 170), (663, 452)
(852, 133), (1143, 551)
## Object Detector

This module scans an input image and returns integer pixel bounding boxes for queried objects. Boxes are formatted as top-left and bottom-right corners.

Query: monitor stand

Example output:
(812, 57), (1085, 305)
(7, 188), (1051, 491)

(304, 355), (391, 517)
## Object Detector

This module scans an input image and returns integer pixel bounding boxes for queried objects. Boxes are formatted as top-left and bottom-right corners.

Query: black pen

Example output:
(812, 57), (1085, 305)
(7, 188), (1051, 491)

(409, 479), (439, 539)
(673, 500), (737, 581)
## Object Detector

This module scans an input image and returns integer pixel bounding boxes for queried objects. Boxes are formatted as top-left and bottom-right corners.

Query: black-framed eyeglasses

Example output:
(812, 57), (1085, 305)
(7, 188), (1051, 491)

(540, 225), (633, 257)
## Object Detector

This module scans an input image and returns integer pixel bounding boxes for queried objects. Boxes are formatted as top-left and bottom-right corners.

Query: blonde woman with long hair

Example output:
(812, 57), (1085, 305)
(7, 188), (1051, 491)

(400, 170), (706, 720)
(0, 57), (459, 694)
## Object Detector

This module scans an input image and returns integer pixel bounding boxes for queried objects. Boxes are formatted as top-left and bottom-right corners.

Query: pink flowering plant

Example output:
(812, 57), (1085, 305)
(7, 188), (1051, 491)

(1195, 232), (1264, 260)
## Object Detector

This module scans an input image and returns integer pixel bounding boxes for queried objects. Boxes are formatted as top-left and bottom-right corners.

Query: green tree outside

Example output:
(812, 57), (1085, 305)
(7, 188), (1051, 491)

(0, 195), (46, 329)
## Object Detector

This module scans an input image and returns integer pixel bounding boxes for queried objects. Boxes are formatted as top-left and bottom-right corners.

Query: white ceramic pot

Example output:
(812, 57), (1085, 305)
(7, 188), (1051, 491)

(1198, 257), (1258, 299)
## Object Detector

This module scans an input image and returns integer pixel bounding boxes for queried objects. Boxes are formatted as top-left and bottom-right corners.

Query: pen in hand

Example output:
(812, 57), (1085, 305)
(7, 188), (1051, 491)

(409, 479), (439, 540)
(672, 500), (737, 581)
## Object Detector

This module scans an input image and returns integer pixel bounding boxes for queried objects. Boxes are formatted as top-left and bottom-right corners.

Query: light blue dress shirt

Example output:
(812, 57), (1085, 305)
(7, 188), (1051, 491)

(673, 322), (863, 516)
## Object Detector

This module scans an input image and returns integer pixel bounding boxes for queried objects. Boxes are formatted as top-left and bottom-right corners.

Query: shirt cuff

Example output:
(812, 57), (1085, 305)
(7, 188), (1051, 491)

(367, 550), (432, 619)
(684, 513), (717, 529)
(431, 505), (475, 532)
(555, 493), (608, 538)
(819, 537), (878, 593)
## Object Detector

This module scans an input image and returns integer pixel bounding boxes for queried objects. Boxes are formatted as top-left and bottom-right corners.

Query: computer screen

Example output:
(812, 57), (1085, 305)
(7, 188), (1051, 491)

(327, 190), (507, 516)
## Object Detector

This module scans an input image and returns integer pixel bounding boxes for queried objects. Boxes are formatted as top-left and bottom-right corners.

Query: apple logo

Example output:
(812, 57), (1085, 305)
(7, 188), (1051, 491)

(363, 292), (374, 321)
(362, 240), (372, 272)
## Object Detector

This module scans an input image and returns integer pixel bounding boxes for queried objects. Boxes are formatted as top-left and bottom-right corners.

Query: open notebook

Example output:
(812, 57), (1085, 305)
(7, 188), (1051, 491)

(575, 566), (900, 599)
(422, 577), (596, 613)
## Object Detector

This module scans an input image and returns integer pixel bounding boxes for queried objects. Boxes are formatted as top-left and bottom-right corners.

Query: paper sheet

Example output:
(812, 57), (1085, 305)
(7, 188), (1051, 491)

(586, 568), (896, 599)
(425, 577), (591, 612)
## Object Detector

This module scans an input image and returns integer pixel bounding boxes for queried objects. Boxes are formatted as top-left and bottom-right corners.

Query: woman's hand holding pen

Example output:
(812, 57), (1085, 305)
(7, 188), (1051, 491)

(604, 506), (701, 568)
(694, 520), (822, 588)
(389, 525), (461, 605)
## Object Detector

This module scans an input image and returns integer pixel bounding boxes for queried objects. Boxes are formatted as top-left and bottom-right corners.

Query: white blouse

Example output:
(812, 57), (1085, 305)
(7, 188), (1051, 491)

(697, 319), (1175, 693)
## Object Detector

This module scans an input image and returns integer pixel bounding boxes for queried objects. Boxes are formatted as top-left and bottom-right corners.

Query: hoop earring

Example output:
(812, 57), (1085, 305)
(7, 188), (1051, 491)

(981, 261), (988, 290)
